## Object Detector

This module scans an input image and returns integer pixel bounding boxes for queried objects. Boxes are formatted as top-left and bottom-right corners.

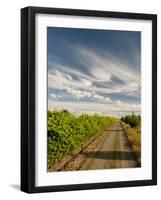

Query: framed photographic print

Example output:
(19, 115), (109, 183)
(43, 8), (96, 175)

(21, 6), (157, 193)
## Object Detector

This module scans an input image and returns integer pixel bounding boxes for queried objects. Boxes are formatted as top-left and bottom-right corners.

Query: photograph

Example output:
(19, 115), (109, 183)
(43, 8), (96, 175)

(21, 6), (157, 193)
(47, 27), (141, 172)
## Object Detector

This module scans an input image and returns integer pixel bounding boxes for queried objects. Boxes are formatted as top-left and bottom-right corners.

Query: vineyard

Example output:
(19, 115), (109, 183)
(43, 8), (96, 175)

(48, 110), (117, 166)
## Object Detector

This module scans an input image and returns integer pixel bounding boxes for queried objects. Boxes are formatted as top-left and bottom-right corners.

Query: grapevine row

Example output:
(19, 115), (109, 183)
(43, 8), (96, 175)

(48, 109), (117, 166)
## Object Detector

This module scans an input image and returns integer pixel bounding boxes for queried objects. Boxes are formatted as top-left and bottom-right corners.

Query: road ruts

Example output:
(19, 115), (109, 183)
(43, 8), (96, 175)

(80, 121), (139, 170)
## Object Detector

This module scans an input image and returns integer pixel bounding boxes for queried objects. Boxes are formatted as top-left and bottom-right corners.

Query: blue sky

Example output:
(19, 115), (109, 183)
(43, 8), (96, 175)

(48, 27), (141, 117)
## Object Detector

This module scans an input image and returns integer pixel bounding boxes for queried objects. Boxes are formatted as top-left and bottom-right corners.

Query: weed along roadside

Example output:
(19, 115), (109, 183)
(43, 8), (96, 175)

(121, 116), (141, 165)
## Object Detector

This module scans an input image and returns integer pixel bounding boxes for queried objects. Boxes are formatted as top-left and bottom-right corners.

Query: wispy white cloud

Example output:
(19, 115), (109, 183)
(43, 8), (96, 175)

(75, 46), (140, 92)
(48, 69), (112, 102)
(48, 43), (141, 116)
(66, 87), (94, 99)
(48, 46), (140, 97)
(81, 78), (92, 87)
(48, 100), (141, 117)
(50, 93), (57, 99)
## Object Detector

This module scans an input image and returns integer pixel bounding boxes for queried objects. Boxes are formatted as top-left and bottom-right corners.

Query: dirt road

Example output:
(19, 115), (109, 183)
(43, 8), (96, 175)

(80, 121), (139, 170)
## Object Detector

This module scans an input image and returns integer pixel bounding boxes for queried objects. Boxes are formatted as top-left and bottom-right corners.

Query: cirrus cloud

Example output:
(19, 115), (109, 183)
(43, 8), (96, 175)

(47, 28), (141, 117)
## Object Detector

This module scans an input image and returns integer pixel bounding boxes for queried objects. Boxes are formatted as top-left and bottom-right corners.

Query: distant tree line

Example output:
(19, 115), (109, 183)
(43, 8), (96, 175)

(120, 113), (141, 128)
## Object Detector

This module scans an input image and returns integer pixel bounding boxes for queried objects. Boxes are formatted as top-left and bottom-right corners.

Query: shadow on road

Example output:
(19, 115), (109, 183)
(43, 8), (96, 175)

(82, 151), (140, 161)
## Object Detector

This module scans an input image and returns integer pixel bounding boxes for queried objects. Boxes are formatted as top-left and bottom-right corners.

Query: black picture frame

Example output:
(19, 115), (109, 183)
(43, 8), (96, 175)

(21, 6), (157, 193)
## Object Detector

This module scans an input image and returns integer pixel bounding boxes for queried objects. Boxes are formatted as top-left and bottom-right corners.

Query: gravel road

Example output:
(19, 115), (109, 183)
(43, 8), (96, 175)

(80, 121), (139, 170)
